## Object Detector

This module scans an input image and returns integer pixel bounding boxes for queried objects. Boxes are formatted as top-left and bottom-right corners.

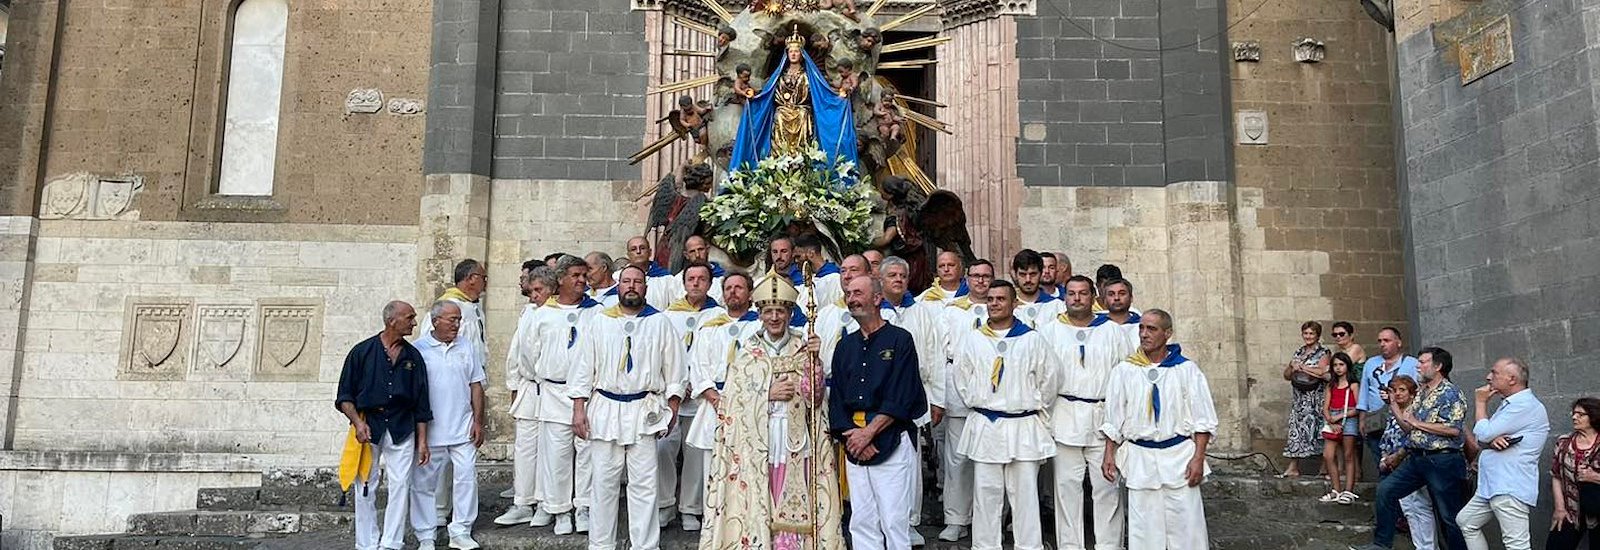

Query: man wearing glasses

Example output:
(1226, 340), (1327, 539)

(417, 259), (489, 528)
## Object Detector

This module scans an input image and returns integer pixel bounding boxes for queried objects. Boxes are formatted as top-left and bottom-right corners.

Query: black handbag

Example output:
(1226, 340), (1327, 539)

(1291, 371), (1324, 392)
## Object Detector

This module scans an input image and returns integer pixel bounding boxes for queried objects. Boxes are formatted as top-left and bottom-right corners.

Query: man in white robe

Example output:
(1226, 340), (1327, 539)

(1100, 309), (1218, 550)
(682, 236), (727, 303)
(409, 301), (486, 550)
(1039, 275), (1129, 550)
(1010, 250), (1063, 325)
(953, 280), (1060, 550)
(493, 265), (555, 520)
(620, 236), (682, 310)
(497, 255), (600, 534)
(571, 265), (689, 550)
(815, 255), (871, 375)
(657, 263), (726, 531)
(878, 256), (945, 544)
(587, 251), (620, 308)
(932, 258), (994, 542)
(1096, 278), (1141, 352)
(917, 251), (970, 306)
(682, 273), (759, 519)
(790, 234), (843, 310)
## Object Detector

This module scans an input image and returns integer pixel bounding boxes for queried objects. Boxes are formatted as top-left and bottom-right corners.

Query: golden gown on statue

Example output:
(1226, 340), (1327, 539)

(771, 69), (816, 157)
(699, 330), (844, 550)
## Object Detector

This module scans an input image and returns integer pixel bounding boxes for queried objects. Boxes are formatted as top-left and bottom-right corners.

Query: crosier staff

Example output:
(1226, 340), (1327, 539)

(802, 258), (829, 550)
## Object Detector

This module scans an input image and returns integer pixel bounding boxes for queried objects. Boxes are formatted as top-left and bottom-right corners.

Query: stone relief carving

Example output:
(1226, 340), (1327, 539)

(1293, 38), (1326, 63)
(1232, 41), (1261, 62)
(1236, 110), (1269, 145)
(40, 173), (145, 220)
(941, 0), (1037, 28)
(1458, 16), (1513, 85)
(388, 98), (425, 116)
(255, 299), (324, 381)
(194, 305), (251, 374)
(345, 89), (384, 114)
(120, 299), (194, 381)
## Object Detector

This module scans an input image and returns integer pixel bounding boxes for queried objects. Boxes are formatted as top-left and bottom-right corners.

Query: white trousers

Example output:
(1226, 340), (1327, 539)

(538, 420), (592, 514)
(938, 416), (973, 526)
(844, 432), (916, 550)
(1403, 488), (1438, 550)
(973, 460), (1044, 550)
(654, 413), (705, 514)
(1053, 442), (1124, 550)
(1459, 494), (1531, 550)
(513, 419), (540, 506)
(410, 443), (478, 540)
(590, 437), (661, 550)
(354, 433), (414, 550)
(1126, 485), (1207, 550)
(910, 432), (923, 527)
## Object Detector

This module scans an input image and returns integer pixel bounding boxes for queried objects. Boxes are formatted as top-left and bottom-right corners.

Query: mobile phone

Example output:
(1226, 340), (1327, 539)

(1504, 435), (1524, 447)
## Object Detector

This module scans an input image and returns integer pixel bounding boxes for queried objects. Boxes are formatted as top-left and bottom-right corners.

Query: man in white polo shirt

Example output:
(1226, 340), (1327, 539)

(409, 301), (486, 550)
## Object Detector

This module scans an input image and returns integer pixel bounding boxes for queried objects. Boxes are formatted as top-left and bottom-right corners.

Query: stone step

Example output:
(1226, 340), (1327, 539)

(257, 463), (513, 489)
(1206, 496), (1372, 525)
(1204, 475), (1379, 500)
(53, 534), (268, 550)
(127, 511), (353, 537)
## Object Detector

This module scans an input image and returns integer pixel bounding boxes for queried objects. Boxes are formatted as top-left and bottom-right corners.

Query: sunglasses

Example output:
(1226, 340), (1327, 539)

(1332, 332), (1349, 337)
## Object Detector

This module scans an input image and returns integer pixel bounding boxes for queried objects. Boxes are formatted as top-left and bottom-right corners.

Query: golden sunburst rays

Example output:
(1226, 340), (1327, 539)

(672, 15), (719, 37)
(862, 0), (891, 19)
(876, 59), (936, 70)
(696, 0), (736, 23)
(879, 35), (951, 54)
(668, 49), (718, 58)
(879, 4), (937, 31)
(653, 74), (721, 95)
(890, 94), (946, 108)
(629, 132), (687, 165)
(896, 102), (951, 134)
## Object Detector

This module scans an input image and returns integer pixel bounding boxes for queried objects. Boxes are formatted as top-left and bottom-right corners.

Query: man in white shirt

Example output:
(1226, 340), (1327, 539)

(918, 251), (969, 305)
(1101, 309), (1217, 550)
(496, 255), (601, 535)
(409, 301), (486, 550)
(682, 272), (759, 519)
(416, 259), (487, 528)
(1096, 278), (1141, 351)
(587, 251), (620, 308)
(932, 258), (994, 542)
(1041, 275), (1128, 550)
(1010, 250), (1062, 324)
(496, 265), (554, 503)
(620, 236), (682, 310)
(1457, 357), (1550, 550)
(791, 234), (843, 309)
(682, 236), (726, 302)
(953, 280), (1059, 550)
(815, 254), (871, 373)
(656, 263), (726, 532)
(571, 265), (688, 550)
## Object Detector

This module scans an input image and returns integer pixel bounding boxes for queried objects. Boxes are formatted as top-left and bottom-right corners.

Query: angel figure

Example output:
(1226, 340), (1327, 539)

(874, 91), (903, 142)
(820, 0), (859, 19)
(717, 25), (738, 50)
(852, 27), (881, 53)
(873, 175), (977, 293)
(647, 163), (716, 273)
(809, 32), (833, 57)
(732, 63), (757, 104)
(835, 59), (859, 98)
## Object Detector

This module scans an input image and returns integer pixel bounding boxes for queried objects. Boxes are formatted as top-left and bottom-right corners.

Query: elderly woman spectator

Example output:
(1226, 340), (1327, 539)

(1380, 375), (1438, 550)
(1281, 321), (1331, 478)
(1548, 397), (1600, 550)
(1332, 321), (1367, 366)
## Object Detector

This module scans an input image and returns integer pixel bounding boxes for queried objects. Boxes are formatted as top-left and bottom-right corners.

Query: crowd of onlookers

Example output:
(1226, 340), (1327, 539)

(1279, 322), (1597, 550)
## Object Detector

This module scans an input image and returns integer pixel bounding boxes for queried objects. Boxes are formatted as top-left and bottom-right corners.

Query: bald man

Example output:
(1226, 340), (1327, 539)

(620, 236), (682, 310)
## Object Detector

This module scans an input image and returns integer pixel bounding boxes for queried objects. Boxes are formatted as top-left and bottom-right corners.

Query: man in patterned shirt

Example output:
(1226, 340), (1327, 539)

(1356, 346), (1469, 550)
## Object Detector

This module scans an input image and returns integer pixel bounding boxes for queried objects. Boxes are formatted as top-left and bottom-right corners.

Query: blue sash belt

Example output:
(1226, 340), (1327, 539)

(714, 381), (726, 390)
(973, 408), (1039, 422)
(1130, 435), (1190, 449)
(1059, 394), (1104, 403)
(597, 389), (649, 402)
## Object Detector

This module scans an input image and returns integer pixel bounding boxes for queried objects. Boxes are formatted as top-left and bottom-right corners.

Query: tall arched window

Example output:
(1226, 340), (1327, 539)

(217, 0), (287, 196)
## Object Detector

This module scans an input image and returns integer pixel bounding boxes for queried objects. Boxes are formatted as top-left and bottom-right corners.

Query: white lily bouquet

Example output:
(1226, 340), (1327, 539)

(701, 146), (877, 258)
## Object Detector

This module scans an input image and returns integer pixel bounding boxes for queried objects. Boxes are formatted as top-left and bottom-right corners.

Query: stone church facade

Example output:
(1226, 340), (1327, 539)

(2, 0), (1581, 544)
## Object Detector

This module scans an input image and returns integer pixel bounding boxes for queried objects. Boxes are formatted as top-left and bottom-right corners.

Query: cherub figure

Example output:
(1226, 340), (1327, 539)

(677, 95), (713, 146)
(875, 91), (903, 142)
(821, 0), (859, 19)
(853, 27), (881, 53)
(809, 32), (832, 57)
(732, 63), (757, 103)
(835, 59), (859, 98)
(717, 25), (737, 49)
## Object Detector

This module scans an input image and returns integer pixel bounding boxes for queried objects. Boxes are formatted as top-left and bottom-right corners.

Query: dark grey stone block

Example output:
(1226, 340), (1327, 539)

(1078, 143), (1132, 164)
(1096, 60), (1132, 79)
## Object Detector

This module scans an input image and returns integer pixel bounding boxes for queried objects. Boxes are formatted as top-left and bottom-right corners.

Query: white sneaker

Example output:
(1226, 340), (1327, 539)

(681, 514), (701, 532)
(1318, 491), (1341, 503)
(911, 530), (926, 546)
(575, 508), (590, 533)
(554, 513), (575, 535)
(494, 505), (535, 526)
(1341, 490), (1361, 501)
(937, 525), (968, 542)
(659, 508), (672, 528)
(498, 488), (515, 498)
(448, 534), (481, 550)
(530, 509), (555, 527)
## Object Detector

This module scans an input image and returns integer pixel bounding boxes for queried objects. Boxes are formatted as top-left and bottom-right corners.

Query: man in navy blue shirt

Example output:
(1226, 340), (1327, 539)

(829, 275), (929, 550)
(337, 300), (433, 550)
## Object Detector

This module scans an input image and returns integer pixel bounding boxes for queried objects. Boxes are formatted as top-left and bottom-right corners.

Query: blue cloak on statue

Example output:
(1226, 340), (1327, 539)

(727, 51), (859, 175)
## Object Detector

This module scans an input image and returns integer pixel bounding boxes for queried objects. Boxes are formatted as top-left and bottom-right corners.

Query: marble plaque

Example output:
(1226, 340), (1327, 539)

(1458, 16), (1513, 85)
(1236, 110), (1269, 145)
(254, 299), (324, 381)
(193, 305), (252, 377)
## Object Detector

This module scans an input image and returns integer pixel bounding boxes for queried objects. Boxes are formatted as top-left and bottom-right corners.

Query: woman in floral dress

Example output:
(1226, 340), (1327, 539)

(1281, 321), (1330, 477)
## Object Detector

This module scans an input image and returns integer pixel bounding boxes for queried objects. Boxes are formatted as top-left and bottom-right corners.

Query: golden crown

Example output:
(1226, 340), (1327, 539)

(786, 26), (806, 49)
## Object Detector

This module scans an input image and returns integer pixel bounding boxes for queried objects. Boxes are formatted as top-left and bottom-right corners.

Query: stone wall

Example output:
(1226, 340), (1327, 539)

(1398, 0), (1599, 433)
(491, 0), (649, 181)
(9, 221), (416, 455)
(0, 0), (430, 225)
(1225, 0), (1407, 452)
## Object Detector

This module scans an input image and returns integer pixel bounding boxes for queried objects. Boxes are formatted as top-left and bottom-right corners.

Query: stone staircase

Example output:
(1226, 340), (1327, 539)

(54, 458), (1421, 550)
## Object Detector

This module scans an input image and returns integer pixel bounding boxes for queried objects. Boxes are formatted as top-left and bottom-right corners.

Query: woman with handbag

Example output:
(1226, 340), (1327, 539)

(1281, 321), (1331, 478)
(1319, 352), (1361, 504)
(1548, 396), (1600, 550)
